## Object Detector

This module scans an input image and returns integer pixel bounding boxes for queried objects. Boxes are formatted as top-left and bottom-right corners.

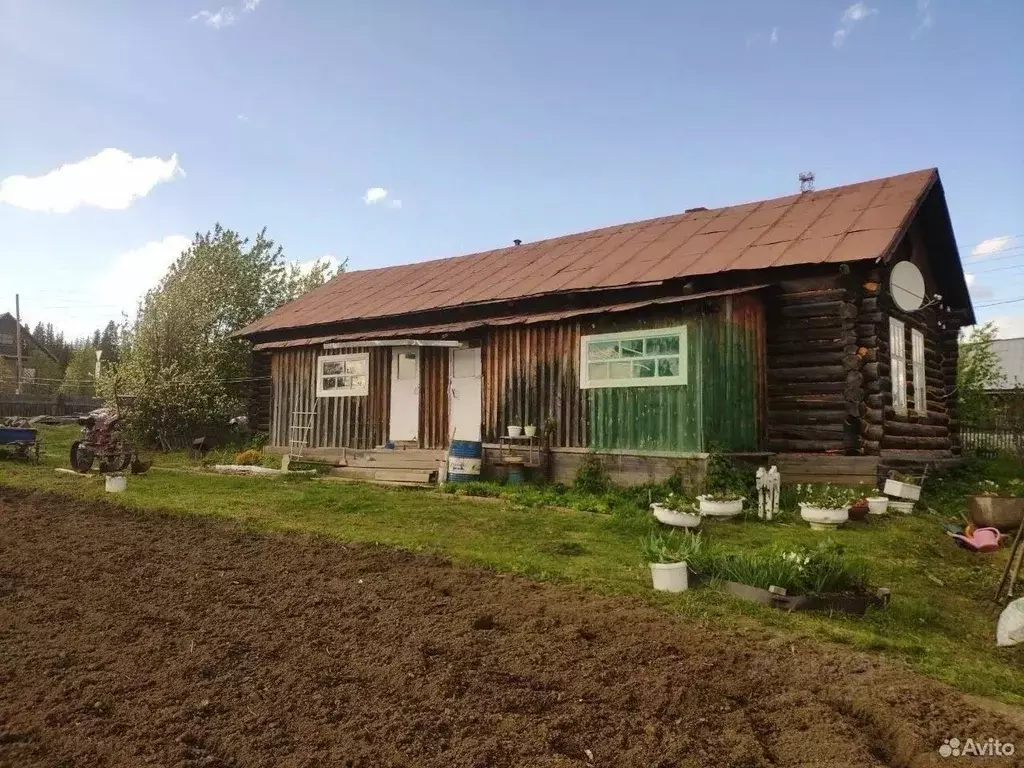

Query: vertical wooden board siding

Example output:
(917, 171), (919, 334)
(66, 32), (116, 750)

(268, 346), (388, 449)
(482, 322), (585, 447)
(700, 313), (761, 452)
(418, 347), (450, 448)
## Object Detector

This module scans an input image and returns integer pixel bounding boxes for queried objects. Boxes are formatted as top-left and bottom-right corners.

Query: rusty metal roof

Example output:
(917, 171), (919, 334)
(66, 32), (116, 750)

(242, 169), (938, 337)
(251, 286), (766, 350)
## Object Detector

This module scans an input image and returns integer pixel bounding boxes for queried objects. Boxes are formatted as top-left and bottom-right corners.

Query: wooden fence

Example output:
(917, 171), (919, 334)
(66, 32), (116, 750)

(0, 394), (103, 419)
(959, 421), (1024, 458)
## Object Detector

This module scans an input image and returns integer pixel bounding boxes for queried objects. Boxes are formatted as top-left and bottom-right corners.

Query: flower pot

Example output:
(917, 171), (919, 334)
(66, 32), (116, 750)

(867, 497), (889, 515)
(523, 425), (537, 437)
(849, 500), (869, 521)
(883, 479), (921, 501)
(506, 425), (523, 437)
(649, 561), (690, 592)
(651, 505), (701, 529)
(888, 501), (915, 515)
(799, 503), (849, 531)
(968, 495), (1024, 533)
(698, 496), (744, 518)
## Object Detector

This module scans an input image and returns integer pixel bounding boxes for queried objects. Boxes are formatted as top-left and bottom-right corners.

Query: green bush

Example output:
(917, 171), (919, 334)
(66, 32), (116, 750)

(574, 453), (609, 494)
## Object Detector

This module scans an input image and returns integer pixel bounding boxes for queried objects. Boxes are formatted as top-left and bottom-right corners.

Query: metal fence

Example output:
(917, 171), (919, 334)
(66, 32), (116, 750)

(0, 394), (103, 420)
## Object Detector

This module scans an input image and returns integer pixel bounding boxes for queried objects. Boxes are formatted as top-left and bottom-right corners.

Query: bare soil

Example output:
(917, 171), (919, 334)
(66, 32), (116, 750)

(1, 488), (1021, 767)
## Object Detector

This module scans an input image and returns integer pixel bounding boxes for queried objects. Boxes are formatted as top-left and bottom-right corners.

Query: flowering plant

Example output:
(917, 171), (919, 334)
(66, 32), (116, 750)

(975, 479), (1024, 499)
(796, 483), (861, 509)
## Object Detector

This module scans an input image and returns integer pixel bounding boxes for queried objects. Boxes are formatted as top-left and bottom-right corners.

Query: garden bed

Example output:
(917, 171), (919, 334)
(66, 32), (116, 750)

(720, 580), (891, 616)
(3, 488), (1023, 766)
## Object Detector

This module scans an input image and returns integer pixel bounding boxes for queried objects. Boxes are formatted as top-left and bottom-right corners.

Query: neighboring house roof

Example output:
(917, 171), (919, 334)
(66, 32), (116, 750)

(241, 168), (957, 337)
(991, 337), (1024, 390)
(0, 312), (59, 363)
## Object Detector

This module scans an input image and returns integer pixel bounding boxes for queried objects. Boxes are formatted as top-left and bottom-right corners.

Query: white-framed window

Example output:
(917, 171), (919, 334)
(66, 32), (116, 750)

(889, 317), (907, 415)
(580, 326), (687, 389)
(911, 328), (926, 415)
(316, 353), (369, 397)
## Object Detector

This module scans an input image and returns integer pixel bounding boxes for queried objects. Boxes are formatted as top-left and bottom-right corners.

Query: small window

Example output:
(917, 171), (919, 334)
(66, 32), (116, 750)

(889, 318), (907, 415)
(316, 353), (369, 397)
(911, 328), (926, 415)
(0, 333), (13, 346)
(580, 326), (687, 389)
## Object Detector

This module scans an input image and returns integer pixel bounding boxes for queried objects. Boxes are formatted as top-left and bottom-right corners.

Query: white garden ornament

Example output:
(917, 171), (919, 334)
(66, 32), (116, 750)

(756, 465), (781, 520)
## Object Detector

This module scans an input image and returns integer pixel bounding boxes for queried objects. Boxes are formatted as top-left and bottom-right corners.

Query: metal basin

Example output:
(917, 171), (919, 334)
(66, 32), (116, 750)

(968, 495), (1024, 533)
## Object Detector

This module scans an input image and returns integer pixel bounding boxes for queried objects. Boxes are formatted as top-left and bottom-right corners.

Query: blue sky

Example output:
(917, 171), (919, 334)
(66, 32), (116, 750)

(1, 0), (1022, 337)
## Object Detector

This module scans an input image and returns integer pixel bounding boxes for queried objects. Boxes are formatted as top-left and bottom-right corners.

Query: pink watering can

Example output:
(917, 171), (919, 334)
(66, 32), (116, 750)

(949, 527), (1003, 553)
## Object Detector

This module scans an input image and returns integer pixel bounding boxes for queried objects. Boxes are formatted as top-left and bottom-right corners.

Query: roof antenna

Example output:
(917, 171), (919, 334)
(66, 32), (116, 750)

(513, 239), (522, 247)
(799, 171), (815, 193)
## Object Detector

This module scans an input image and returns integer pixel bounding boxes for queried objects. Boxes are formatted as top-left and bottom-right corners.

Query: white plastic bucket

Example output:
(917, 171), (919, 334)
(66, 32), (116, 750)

(649, 562), (690, 592)
(105, 475), (127, 493)
(867, 497), (889, 515)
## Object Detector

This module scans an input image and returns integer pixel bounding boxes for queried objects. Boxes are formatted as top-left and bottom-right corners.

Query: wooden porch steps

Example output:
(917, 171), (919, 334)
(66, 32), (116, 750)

(328, 466), (438, 485)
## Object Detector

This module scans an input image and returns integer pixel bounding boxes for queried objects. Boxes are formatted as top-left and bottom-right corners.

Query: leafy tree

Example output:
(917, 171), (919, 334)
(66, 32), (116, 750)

(99, 320), (120, 364)
(61, 345), (99, 396)
(957, 322), (1004, 424)
(108, 224), (338, 445)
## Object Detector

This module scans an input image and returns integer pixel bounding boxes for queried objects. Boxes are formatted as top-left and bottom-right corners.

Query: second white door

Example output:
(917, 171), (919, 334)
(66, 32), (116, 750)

(389, 347), (419, 442)
(449, 347), (482, 442)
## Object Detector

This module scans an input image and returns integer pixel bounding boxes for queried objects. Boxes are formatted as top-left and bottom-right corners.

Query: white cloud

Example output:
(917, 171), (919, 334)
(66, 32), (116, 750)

(971, 235), (1015, 258)
(989, 314), (1024, 340)
(237, 113), (249, 122)
(295, 254), (340, 274)
(770, 26), (779, 45)
(388, 198), (403, 210)
(833, 2), (878, 47)
(745, 27), (779, 48)
(964, 274), (995, 300)
(363, 187), (389, 205)
(0, 149), (183, 213)
(191, 0), (260, 28)
(191, 7), (236, 27)
(914, 0), (934, 36)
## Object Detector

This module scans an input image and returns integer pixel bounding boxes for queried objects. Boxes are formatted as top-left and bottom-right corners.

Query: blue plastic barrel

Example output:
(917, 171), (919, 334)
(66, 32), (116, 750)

(447, 439), (483, 482)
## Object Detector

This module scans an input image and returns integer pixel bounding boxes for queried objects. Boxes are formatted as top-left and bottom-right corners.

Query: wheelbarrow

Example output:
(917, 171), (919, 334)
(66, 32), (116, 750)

(0, 426), (41, 463)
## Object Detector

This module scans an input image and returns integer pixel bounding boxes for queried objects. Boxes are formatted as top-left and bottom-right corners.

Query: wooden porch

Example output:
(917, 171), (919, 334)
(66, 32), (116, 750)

(270, 445), (447, 486)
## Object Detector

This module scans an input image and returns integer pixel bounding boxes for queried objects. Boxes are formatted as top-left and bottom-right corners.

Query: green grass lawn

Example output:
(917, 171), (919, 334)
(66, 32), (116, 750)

(3, 424), (1023, 705)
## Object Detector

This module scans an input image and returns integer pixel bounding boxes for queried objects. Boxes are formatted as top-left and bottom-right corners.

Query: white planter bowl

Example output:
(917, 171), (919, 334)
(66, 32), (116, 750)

(506, 425), (523, 437)
(867, 497), (889, 515)
(889, 500), (915, 515)
(105, 474), (127, 493)
(799, 502), (849, 530)
(523, 425), (537, 437)
(884, 479), (921, 501)
(698, 496), (744, 518)
(651, 505), (702, 529)
(649, 561), (690, 592)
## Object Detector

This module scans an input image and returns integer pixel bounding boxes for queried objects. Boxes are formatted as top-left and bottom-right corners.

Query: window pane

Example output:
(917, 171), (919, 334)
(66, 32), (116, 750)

(609, 361), (632, 379)
(632, 360), (656, 378)
(588, 341), (619, 360)
(351, 375), (367, 392)
(620, 339), (644, 358)
(322, 376), (337, 390)
(588, 362), (608, 380)
(657, 357), (680, 377)
(323, 361), (343, 375)
(645, 335), (679, 355)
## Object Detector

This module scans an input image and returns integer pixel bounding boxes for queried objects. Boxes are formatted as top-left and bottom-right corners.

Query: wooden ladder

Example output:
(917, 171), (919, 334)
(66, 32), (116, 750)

(288, 404), (318, 460)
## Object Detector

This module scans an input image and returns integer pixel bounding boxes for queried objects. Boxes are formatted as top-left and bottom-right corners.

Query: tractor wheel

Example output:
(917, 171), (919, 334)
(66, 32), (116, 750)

(70, 441), (92, 473)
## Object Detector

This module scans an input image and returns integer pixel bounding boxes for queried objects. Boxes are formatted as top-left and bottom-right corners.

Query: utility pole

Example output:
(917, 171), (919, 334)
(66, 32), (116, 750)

(14, 294), (23, 395)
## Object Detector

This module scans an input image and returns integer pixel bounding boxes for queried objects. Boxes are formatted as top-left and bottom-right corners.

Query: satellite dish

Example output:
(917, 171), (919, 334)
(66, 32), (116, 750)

(890, 261), (925, 312)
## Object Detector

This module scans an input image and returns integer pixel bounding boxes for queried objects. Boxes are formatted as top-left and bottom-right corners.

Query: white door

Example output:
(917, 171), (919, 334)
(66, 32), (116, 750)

(449, 347), (482, 442)
(389, 347), (419, 442)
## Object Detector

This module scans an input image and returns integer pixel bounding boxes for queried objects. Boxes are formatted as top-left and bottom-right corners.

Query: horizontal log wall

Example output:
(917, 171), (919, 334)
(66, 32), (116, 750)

(765, 274), (860, 454)
(269, 346), (389, 450)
